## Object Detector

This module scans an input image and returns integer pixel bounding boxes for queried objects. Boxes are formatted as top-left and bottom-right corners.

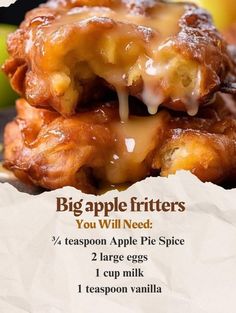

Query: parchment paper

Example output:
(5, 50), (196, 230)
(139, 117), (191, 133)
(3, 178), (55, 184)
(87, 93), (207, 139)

(0, 171), (236, 313)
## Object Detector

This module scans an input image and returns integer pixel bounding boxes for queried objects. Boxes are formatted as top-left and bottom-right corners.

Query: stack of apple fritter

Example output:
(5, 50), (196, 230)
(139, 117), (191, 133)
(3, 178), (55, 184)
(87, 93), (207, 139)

(2, 0), (236, 193)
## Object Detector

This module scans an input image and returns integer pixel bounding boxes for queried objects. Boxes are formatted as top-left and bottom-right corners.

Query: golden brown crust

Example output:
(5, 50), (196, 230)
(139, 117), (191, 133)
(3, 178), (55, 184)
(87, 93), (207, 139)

(4, 95), (236, 193)
(154, 120), (236, 184)
(2, 0), (234, 116)
(4, 99), (116, 193)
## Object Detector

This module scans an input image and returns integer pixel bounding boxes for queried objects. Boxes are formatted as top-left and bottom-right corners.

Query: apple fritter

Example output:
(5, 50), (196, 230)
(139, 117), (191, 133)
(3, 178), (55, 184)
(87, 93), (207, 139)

(4, 96), (236, 194)
(3, 0), (235, 119)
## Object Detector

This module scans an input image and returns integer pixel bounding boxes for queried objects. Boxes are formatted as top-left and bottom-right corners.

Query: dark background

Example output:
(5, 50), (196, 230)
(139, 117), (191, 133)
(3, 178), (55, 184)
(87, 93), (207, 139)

(0, 0), (46, 25)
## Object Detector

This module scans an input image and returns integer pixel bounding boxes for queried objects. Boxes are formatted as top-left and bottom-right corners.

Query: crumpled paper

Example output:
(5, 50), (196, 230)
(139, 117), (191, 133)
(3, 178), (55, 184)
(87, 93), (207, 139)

(0, 0), (17, 7)
(0, 171), (236, 313)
